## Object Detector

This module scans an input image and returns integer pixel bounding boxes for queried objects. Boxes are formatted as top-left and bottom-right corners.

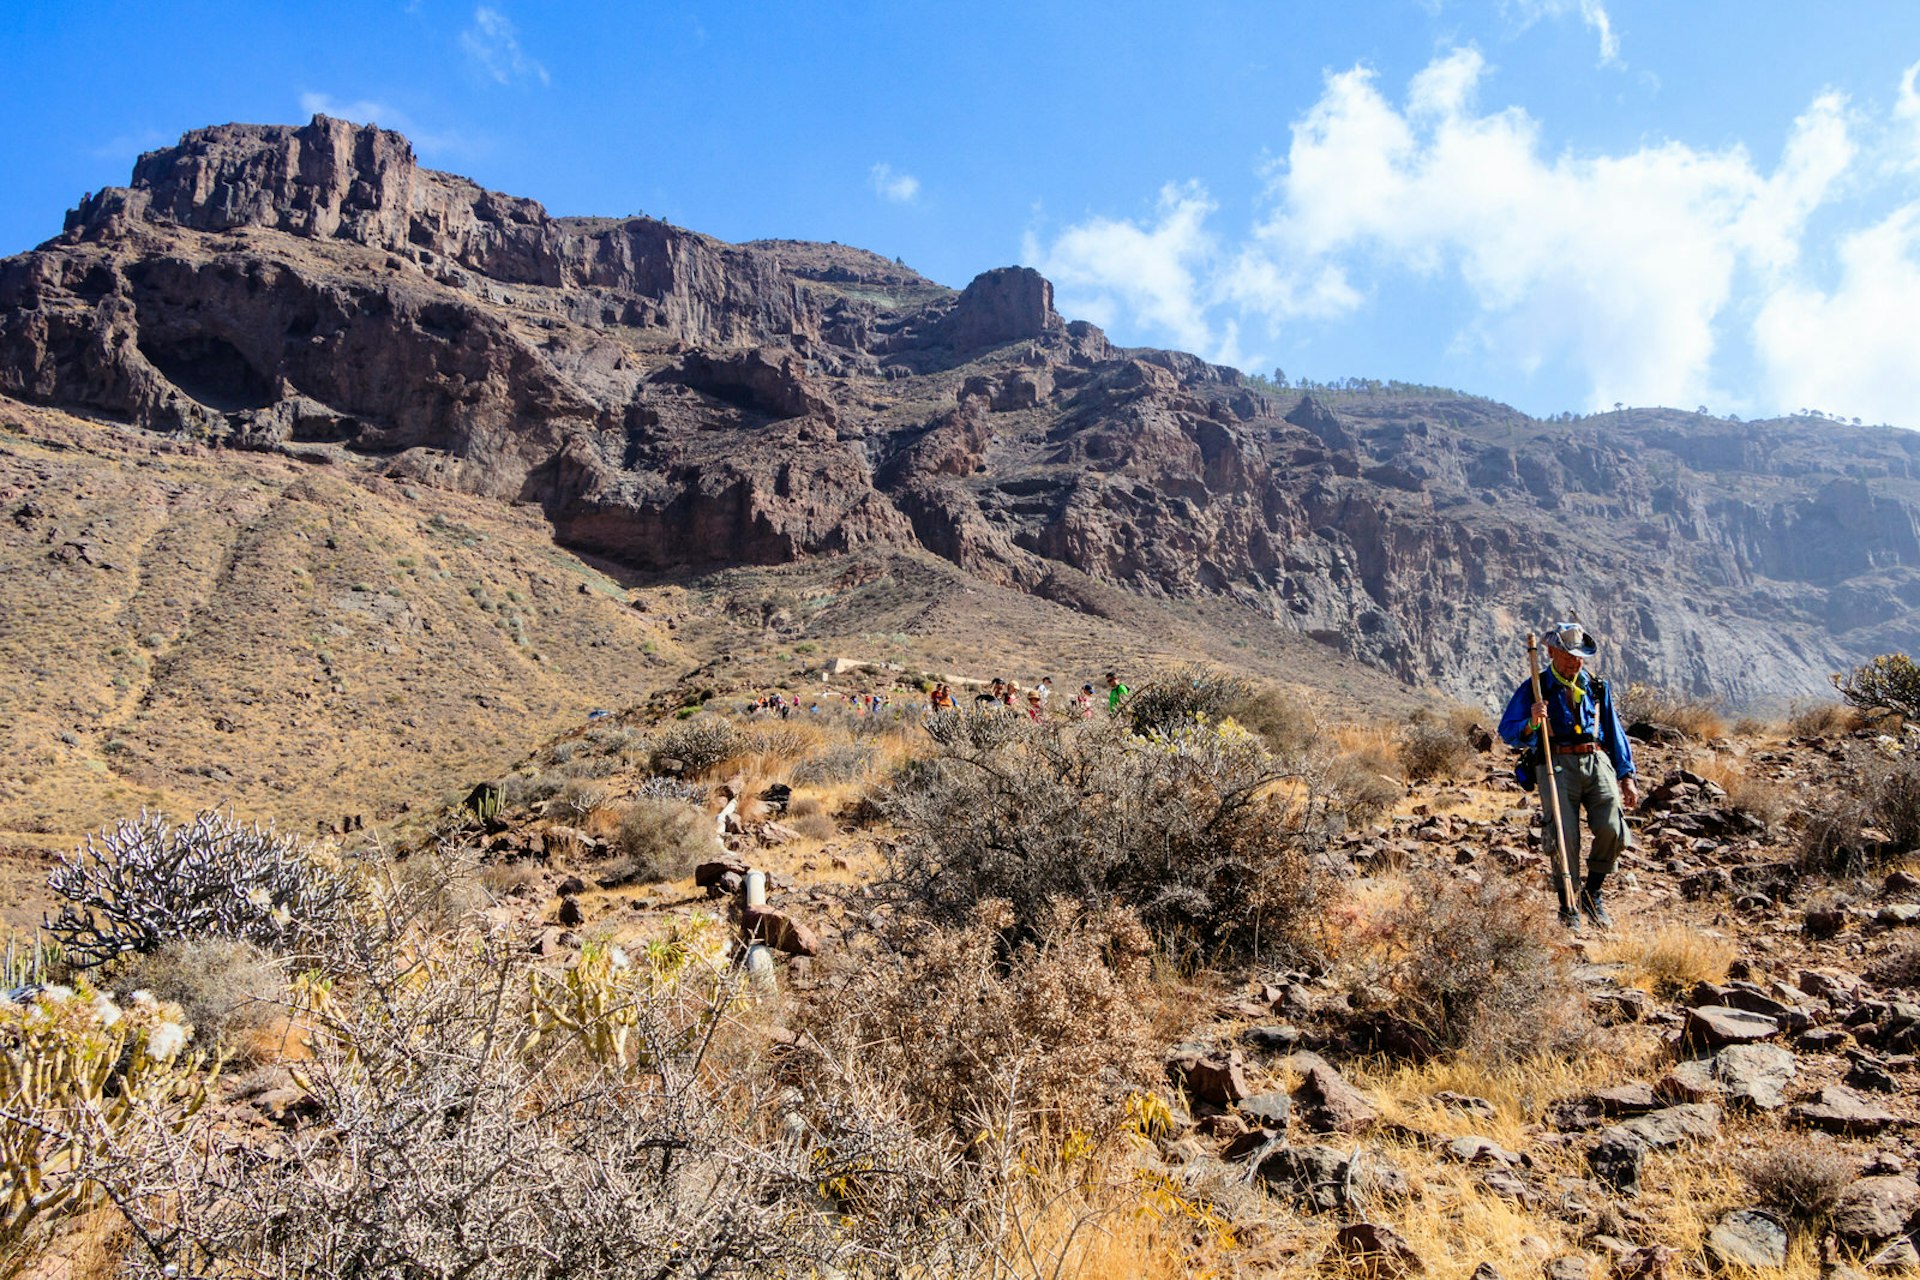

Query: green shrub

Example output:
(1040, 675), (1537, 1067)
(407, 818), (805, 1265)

(1832, 653), (1920, 719)
(650, 717), (741, 774)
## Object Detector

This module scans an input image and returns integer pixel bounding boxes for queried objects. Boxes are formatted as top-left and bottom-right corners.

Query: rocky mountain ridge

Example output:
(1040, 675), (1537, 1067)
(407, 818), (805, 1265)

(5, 115), (1919, 706)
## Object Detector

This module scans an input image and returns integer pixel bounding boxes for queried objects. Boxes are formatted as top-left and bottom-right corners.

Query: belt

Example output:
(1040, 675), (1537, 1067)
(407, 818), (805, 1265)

(1553, 742), (1600, 755)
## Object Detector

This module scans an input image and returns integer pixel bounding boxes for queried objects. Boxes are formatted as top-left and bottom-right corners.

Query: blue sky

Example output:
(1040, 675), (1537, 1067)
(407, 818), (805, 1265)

(4, 2), (1919, 426)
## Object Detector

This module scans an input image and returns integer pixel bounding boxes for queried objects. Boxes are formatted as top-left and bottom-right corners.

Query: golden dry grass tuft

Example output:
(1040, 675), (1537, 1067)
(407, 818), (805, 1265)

(1589, 923), (1736, 997)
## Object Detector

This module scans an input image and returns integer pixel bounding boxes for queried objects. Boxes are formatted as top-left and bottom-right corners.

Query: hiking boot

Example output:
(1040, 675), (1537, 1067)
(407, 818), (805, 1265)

(1579, 884), (1614, 929)
(1558, 905), (1582, 931)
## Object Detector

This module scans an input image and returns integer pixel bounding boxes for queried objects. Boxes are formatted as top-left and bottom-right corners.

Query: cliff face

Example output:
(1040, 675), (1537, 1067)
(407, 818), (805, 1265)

(5, 115), (1919, 707)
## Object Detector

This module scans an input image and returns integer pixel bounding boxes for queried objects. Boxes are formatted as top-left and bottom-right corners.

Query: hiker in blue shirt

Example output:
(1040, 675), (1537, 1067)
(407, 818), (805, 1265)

(1498, 621), (1640, 930)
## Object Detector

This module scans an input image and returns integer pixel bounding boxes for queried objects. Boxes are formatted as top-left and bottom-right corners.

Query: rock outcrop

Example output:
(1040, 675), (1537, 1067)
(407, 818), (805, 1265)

(6, 115), (1920, 705)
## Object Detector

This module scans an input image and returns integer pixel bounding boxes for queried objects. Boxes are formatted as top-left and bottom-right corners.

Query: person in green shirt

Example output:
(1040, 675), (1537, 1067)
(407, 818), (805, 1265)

(1105, 671), (1130, 714)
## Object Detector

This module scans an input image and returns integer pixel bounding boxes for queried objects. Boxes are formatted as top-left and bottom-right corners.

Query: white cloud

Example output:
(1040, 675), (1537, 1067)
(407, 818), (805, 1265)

(461, 6), (549, 86)
(88, 127), (170, 162)
(868, 163), (920, 204)
(1027, 49), (1872, 415)
(1894, 60), (1920, 171)
(1022, 182), (1249, 366)
(298, 93), (466, 157)
(1753, 203), (1920, 426)
(1507, 0), (1621, 66)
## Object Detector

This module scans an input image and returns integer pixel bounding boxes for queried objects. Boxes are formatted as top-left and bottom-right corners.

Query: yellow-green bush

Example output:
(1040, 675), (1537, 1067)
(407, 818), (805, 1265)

(1, 984), (209, 1249)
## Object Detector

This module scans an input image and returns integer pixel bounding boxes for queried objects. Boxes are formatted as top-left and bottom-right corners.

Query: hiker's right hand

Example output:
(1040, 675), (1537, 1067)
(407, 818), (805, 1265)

(1531, 698), (1548, 726)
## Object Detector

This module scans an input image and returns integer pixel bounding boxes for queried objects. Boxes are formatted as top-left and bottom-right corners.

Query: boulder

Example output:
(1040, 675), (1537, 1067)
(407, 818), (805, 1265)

(1593, 1083), (1660, 1115)
(741, 904), (820, 957)
(1830, 1176), (1920, 1245)
(1794, 1085), (1899, 1136)
(695, 857), (750, 888)
(1290, 1055), (1378, 1133)
(1433, 1092), (1499, 1119)
(1656, 1060), (1721, 1105)
(1613, 1246), (1673, 1280)
(1588, 1131), (1646, 1192)
(1704, 1209), (1788, 1269)
(1255, 1144), (1407, 1212)
(1327, 1222), (1425, 1277)
(1236, 1091), (1290, 1128)
(1446, 1136), (1524, 1167)
(1867, 1237), (1920, 1269)
(1712, 1044), (1797, 1110)
(1684, 1006), (1780, 1050)
(1543, 1258), (1590, 1280)
(1242, 1024), (1303, 1052)
(1612, 1103), (1721, 1149)
(1184, 1052), (1249, 1107)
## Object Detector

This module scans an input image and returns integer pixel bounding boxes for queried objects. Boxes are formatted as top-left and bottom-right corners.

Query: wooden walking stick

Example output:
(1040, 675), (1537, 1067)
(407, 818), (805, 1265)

(1528, 632), (1579, 920)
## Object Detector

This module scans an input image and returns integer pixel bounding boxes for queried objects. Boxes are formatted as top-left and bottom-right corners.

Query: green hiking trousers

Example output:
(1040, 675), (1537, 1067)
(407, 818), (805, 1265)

(1536, 751), (1630, 882)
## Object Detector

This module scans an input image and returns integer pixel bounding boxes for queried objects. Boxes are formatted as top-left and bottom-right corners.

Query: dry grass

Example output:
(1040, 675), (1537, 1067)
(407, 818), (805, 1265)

(1681, 755), (1792, 826)
(1352, 1040), (1663, 1149)
(1589, 923), (1736, 997)
(1620, 682), (1728, 740)
(1785, 699), (1860, 737)
(0, 400), (681, 858)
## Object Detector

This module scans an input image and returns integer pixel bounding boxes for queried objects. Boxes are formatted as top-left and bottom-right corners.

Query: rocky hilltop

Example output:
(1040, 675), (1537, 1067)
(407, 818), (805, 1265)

(5, 115), (1919, 706)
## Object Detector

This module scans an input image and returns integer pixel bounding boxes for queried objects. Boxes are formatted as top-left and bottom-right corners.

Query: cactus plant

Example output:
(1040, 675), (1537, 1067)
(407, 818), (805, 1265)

(0, 984), (211, 1245)
(45, 810), (359, 967)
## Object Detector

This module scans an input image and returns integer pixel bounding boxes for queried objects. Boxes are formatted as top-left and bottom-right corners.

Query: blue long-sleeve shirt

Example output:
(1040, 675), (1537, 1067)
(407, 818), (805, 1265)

(1499, 668), (1635, 779)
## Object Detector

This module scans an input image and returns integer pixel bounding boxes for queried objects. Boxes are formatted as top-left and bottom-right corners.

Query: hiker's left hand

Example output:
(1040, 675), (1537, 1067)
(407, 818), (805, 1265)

(1620, 776), (1640, 810)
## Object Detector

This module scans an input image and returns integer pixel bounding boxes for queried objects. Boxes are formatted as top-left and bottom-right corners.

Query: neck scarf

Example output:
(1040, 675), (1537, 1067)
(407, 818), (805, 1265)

(1550, 666), (1586, 713)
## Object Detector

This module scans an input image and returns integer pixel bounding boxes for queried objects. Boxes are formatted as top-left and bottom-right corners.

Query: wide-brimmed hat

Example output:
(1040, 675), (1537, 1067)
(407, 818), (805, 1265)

(1541, 621), (1598, 657)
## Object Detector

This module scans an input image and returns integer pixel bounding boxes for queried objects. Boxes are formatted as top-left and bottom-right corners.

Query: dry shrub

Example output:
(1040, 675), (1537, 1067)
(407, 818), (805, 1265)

(790, 742), (877, 786)
(602, 798), (713, 884)
(1590, 924), (1734, 998)
(480, 860), (542, 898)
(789, 811), (837, 841)
(110, 939), (284, 1063)
(798, 899), (1161, 1144)
(1867, 943), (1920, 990)
(1687, 758), (1791, 828)
(555, 778), (610, 823)
(1786, 699), (1859, 736)
(1226, 682), (1319, 757)
(741, 722), (821, 762)
(1398, 718), (1474, 783)
(1800, 755), (1920, 877)
(1122, 664), (1250, 739)
(881, 711), (1331, 957)
(139, 926), (970, 1278)
(1619, 682), (1726, 739)
(45, 810), (359, 967)
(1741, 1136), (1854, 1225)
(1322, 743), (1402, 827)
(1355, 872), (1590, 1066)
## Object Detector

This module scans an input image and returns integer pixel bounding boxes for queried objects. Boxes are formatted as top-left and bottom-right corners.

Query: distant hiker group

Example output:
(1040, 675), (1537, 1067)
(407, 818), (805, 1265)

(925, 671), (1129, 720)
(746, 671), (1132, 722)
